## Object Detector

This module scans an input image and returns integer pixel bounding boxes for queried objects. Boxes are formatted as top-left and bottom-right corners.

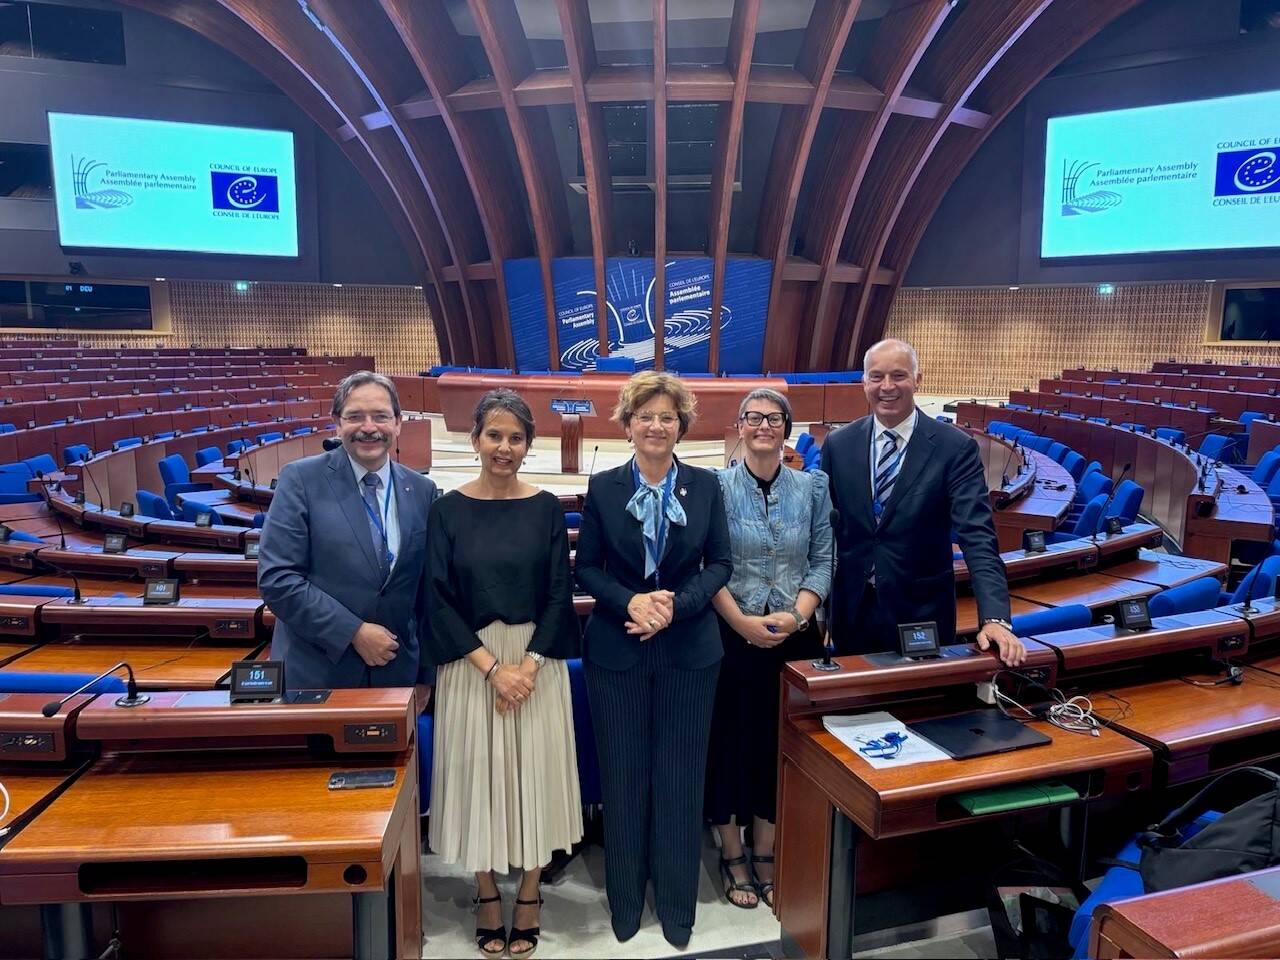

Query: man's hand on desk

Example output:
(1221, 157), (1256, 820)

(976, 621), (1026, 666)
(353, 622), (399, 667)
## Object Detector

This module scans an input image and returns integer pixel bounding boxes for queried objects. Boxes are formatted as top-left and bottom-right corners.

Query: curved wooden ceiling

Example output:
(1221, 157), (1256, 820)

(120, 0), (1143, 371)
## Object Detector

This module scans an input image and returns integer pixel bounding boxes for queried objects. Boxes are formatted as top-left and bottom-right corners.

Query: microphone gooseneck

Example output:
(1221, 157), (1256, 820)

(41, 662), (149, 717)
(812, 506), (842, 673)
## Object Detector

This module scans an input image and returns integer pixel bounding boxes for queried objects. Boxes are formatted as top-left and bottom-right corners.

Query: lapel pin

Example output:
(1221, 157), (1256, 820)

(679, 487), (687, 497)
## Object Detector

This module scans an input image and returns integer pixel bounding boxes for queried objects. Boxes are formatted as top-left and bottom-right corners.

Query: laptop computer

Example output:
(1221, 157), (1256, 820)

(907, 708), (1051, 760)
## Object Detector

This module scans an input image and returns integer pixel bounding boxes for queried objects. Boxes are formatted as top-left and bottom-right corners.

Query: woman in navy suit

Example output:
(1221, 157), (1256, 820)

(576, 371), (732, 948)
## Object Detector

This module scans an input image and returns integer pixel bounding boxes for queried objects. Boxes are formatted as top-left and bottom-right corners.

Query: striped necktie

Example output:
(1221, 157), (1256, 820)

(873, 430), (903, 512)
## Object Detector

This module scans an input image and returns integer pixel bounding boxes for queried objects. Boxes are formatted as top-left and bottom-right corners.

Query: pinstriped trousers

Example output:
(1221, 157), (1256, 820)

(585, 639), (720, 938)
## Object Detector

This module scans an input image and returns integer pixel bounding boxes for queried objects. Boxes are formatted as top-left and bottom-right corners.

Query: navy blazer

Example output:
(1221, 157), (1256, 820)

(258, 447), (437, 688)
(819, 412), (1010, 649)
(575, 457), (731, 671)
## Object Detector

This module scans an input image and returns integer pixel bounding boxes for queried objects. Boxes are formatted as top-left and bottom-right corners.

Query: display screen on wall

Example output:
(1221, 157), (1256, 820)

(504, 257), (771, 374)
(48, 113), (298, 257)
(1041, 90), (1280, 258)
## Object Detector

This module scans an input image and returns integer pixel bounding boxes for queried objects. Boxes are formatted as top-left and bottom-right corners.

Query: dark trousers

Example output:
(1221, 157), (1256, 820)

(836, 580), (898, 656)
(585, 639), (720, 937)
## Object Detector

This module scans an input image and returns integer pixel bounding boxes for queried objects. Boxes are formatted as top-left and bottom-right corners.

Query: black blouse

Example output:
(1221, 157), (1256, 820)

(424, 489), (580, 665)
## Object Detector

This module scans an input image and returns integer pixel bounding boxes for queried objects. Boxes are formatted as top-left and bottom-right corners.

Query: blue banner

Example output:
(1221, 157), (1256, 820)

(504, 256), (771, 374)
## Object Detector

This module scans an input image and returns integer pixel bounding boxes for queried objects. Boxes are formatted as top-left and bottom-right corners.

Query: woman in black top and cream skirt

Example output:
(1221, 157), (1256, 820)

(425, 389), (581, 960)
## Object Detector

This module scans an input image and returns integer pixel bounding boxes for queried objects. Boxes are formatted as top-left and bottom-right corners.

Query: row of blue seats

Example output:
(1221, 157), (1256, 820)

(425, 362), (864, 382)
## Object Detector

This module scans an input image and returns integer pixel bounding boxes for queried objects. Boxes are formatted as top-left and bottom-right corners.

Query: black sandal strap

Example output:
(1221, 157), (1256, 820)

(472, 894), (502, 905)
(475, 926), (507, 953)
(750, 854), (775, 864)
(514, 896), (544, 906)
(721, 853), (751, 868)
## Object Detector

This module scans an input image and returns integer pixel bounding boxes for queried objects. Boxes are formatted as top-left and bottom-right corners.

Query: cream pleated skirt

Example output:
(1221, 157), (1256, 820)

(429, 621), (583, 873)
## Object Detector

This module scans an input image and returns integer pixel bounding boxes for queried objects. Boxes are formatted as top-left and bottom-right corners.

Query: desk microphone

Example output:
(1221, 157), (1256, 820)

(726, 435), (743, 467)
(811, 508), (841, 673)
(24, 548), (88, 605)
(322, 436), (342, 451)
(41, 661), (149, 716)
(82, 456), (108, 511)
(997, 435), (1019, 488)
(587, 444), (599, 476)
(33, 471), (68, 550)
(1236, 558), (1267, 616)
(1091, 462), (1132, 544)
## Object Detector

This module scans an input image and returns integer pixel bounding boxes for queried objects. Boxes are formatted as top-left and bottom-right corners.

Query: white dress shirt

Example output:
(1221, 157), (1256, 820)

(869, 407), (919, 495)
(347, 453), (401, 568)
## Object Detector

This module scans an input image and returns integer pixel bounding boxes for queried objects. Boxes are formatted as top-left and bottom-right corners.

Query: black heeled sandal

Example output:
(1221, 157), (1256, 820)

(509, 894), (543, 960)
(471, 893), (506, 957)
(720, 854), (759, 909)
(751, 853), (776, 908)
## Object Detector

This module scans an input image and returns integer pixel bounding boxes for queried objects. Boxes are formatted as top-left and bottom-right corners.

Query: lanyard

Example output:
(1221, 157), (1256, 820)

(360, 474), (395, 564)
(633, 460), (674, 588)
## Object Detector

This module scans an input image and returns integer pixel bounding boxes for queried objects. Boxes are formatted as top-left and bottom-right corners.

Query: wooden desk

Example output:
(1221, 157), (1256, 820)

(1011, 573), (1160, 611)
(1096, 551), (1226, 589)
(1089, 865), (1280, 958)
(1030, 608), (1252, 673)
(1103, 654), (1280, 785)
(4, 642), (256, 690)
(17, 575), (143, 598)
(956, 596), (1048, 635)
(777, 707), (1151, 958)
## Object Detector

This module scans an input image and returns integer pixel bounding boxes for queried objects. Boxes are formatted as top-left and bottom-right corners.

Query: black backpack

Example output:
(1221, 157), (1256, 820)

(1136, 766), (1280, 893)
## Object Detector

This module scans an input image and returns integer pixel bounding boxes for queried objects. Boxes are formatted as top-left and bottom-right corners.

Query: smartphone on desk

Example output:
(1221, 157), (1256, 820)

(328, 769), (396, 790)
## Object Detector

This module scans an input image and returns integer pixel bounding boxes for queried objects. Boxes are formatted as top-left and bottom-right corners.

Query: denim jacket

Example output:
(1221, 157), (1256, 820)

(716, 461), (833, 615)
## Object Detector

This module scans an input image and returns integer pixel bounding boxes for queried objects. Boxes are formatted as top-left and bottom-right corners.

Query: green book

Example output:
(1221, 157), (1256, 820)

(952, 782), (1081, 816)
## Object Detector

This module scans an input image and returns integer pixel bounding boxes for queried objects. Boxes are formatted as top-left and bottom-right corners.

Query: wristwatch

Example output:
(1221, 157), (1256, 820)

(980, 618), (1014, 631)
(788, 608), (809, 632)
(525, 651), (546, 667)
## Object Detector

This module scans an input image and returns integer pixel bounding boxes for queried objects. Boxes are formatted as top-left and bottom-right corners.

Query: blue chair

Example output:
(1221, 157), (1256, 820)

(1239, 411), (1268, 434)
(1048, 494), (1109, 544)
(1046, 442), (1069, 464)
(567, 657), (602, 807)
(1060, 450), (1086, 482)
(1082, 460), (1102, 477)
(1238, 447), (1280, 482)
(195, 447), (223, 468)
(0, 467), (39, 505)
(795, 433), (815, 456)
(226, 439), (248, 456)
(114, 436), (142, 451)
(158, 454), (211, 512)
(1, 529), (43, 543)
(1198, 434), (1235, 462)
(135, 489), (174, 521)
(153, 431), (177, 441)
(564, 511), (582, 530)
(987, 421), (1020, 439)
(1066, 471), (1114, 525)
(256, 431), (284, 446)
(1068, 812), (1222, 959)
(1107, 479), (1144, 524)
(1154, 427), (1186, 445)
(1026, 436), (1053, 455)
(23, 453), (59, 476)
(1086, 417), (1110, 425)
(417, 712), (434, 815)
(0, 584), (75, 598)
(1010, 604), (1091, 636)
(803, 446), (821, 471)
(0, 423), (15, 434)
(1118, 422), (1147, 434)
(1264, 470), (1280, 509)
(252, 512), (266, 528)
(595, 356), (636, 373)
(182, 502), (223, 525)
(1222, 555), (1280, 605)
(1148, 576), (1222, 617)
(292, 426), (313, 436)
(0, 671), (126, 694)
(62, 443), (92, 466)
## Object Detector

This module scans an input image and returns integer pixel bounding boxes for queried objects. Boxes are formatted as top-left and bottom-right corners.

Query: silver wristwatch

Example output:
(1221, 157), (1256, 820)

(525, 651), (546, 667)
(980, 618), (1013, 631)
(788, 608), (809, 631)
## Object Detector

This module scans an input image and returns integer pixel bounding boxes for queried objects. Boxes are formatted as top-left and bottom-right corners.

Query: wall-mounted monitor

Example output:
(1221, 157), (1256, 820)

(1041, 90), (1280, 259)
(48, 113), (298, 257)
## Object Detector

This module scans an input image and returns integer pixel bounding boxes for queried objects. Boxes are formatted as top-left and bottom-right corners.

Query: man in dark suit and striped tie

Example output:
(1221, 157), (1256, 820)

(820, 339), (1025, 665)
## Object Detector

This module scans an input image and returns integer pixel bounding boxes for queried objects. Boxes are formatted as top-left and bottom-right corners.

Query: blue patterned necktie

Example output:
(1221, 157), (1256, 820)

(361, 473), (391, 580)
(873, 430), (902, 515)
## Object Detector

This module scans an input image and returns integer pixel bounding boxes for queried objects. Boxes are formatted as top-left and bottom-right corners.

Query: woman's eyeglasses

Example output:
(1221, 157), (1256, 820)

(633, 413), (680, 427)
(741, 412), (785, 428)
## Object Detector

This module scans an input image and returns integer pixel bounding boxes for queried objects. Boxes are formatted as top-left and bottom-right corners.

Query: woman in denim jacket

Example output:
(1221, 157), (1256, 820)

(706, 387), (833, 910)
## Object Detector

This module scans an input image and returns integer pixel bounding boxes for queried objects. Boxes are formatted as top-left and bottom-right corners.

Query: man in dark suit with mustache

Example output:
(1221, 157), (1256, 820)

(259, 370), (437, 702)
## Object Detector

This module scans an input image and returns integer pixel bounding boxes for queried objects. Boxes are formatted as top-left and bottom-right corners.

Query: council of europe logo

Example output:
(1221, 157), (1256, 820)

(211, 171), (279, 212)
(71, 156), (132, 209)
(1214, 148), (1280, 196)
(1060, 160), (1122, 216)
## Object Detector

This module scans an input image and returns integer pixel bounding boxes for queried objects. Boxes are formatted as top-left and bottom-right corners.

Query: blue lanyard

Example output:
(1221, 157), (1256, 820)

(633, 460), (674, 587)
(360, 474), (395, 563)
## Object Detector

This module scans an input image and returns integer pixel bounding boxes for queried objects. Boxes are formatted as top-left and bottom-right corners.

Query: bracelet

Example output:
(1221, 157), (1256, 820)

(483, 662), (501, 684)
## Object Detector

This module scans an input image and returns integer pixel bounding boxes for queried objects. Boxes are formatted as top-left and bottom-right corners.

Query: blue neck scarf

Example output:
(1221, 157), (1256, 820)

(626, 460), (687, 582)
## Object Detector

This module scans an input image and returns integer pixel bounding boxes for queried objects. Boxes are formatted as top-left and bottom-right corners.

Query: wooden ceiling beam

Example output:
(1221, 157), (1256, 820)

(469, 0), (572, 370)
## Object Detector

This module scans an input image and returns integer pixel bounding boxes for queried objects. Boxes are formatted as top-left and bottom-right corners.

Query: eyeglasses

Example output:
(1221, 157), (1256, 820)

(340, 412), (396, 425)
(741, 412), (785, 428)
(633, 413), (679, 427)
